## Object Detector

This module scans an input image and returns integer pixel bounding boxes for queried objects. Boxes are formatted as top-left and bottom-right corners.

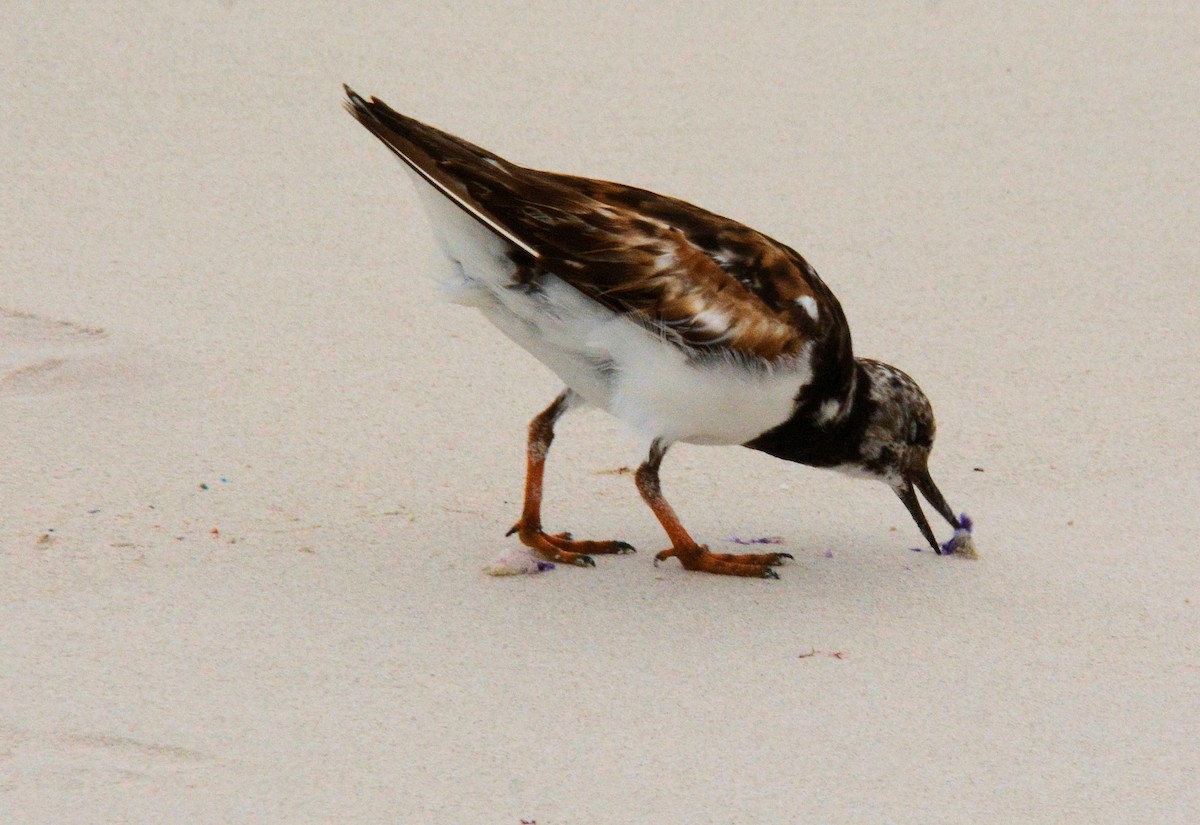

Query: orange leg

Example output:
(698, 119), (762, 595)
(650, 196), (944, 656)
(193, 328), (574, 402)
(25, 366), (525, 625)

(634, 440), (791, 579)
(506, 390), (636, 567)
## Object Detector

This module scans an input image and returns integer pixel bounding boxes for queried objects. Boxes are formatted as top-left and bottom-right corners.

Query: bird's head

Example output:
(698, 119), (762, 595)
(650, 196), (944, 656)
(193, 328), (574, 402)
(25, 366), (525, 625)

(850, 359), (972, 554)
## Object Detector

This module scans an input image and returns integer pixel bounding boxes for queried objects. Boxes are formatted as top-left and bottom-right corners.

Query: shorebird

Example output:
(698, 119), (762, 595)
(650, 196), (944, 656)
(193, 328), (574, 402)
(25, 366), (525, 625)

(344, 86), (975, 578)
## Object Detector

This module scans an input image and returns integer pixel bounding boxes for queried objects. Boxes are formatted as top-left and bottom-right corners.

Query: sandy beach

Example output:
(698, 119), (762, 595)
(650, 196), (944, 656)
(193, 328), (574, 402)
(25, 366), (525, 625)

(3, 3), (1197, 822)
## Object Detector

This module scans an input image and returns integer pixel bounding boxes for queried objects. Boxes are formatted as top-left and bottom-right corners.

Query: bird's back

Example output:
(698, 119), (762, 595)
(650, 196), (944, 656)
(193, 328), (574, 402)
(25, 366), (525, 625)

(344, 88), (859, 441)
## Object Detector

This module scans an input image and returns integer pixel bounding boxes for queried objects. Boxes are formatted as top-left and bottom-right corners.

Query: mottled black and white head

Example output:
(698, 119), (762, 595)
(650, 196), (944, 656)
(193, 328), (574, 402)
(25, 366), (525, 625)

(850, 359), (972, 555)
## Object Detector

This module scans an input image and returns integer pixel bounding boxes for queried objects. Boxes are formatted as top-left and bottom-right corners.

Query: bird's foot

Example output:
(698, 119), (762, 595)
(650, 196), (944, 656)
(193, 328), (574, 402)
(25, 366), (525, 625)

(506, 521), (635, 568)
(653, 544), (791, 579)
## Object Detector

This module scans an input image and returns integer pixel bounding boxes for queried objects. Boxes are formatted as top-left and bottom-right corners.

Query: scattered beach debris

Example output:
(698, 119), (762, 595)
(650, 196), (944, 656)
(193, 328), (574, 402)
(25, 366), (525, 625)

(36, 533), (51, 545)
(209, 527), (220, 537)
(484, 546), (555, 576)
(798, 648), (846, 660)
(973, 467), (985, 472)
(199, 483), (209, 490)
(379, 505), (416, 522)
(593, 466), (632, 475)
(823, 550), (834, 558)
(726, 535), (784, 546)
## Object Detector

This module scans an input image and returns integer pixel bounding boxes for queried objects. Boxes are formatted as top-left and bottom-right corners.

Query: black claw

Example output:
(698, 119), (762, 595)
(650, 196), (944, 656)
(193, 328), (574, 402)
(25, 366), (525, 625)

(778, 553), (794, 561)
(576, 555), (596, 568)
(615, 541), (636, 554)
(504, 524), (519, 537)
(762, 568), (780, 580)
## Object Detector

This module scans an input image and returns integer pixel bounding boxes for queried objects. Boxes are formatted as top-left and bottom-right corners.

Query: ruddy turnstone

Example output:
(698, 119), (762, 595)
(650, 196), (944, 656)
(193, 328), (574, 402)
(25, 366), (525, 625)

(344, 86), (974, 578)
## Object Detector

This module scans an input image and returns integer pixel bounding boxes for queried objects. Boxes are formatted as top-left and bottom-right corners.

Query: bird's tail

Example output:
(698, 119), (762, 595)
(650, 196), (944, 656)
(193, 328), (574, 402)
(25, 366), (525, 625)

(342, 86), (499, 164)
(342, 85), (536, 256)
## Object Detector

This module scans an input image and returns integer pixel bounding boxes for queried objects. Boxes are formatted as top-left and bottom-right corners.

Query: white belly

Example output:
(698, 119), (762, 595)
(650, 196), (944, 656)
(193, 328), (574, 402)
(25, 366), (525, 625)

(407, 167), (811, 446)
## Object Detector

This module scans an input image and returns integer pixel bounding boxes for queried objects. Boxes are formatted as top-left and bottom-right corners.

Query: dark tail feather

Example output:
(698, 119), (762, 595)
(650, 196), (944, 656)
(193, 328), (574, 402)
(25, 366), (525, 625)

(341, 85), (538, 257)
(342, 84), (373, 120)
(343, 85), (500, 163)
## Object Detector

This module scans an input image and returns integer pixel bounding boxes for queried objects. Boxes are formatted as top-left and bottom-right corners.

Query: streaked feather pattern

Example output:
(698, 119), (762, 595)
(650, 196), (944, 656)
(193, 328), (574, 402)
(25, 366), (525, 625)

(344, 88), (853, 370)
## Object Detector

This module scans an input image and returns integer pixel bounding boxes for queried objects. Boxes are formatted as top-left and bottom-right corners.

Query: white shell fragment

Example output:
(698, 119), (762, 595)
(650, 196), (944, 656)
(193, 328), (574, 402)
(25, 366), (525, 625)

(483, 546), (555, 576)
(941, 513), (979, 560)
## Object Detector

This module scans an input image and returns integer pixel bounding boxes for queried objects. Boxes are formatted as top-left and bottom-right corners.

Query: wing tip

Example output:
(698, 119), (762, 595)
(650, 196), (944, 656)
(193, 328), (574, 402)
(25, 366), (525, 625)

(341, 85), (543, 261)
(342, 83), (376, 121)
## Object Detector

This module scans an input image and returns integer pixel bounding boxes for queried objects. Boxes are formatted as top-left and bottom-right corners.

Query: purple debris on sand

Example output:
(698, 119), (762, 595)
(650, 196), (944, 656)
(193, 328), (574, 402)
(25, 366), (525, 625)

(823, 550), (834, 558)
(910, 547), (923, 552)
(536, 561), (556, 572)
(727, 536), (785, 546)
(940, 511), (975, 554)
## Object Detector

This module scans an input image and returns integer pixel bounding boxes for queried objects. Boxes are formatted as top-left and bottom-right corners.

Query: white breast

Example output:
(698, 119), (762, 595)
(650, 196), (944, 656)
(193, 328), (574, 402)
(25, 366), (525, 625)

(593, 321), (811, 446)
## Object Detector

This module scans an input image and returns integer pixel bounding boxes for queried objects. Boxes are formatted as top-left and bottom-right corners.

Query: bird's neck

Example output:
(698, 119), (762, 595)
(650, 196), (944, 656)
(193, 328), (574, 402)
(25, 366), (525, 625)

(743, 359), (874, 468)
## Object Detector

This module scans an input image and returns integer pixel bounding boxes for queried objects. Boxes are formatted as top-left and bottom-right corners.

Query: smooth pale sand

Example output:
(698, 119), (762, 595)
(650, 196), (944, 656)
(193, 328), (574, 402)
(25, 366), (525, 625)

(3, 4), (1198, 823)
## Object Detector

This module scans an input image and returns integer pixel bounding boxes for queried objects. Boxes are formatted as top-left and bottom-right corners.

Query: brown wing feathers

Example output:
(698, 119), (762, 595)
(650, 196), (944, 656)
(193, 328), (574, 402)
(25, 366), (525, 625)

(344, 87), (843, 363)
(343, 86), (538, 258)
